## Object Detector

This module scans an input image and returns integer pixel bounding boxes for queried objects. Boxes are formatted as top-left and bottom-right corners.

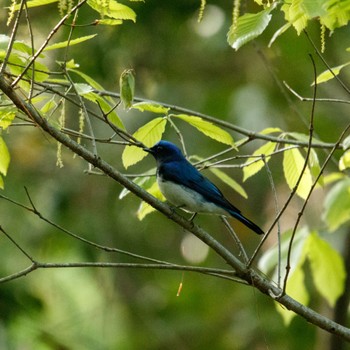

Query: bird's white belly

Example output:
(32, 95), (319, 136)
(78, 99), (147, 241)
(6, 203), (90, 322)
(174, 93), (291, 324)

(158, 178), (227, 215)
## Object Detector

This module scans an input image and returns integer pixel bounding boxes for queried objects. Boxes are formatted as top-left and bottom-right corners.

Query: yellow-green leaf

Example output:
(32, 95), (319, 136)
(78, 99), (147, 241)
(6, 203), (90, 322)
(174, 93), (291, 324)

(174, 114), (233, 145)
(313, 62), (350, 85)
(132, 101), (170, 114)
(14, 0), (58, 10)
(122, 117), (167, 168)
(258, 127), (283, 135)
(0, 106), (16, 129)
(83, 91), (124, 130)
(43, 35), (97, 51)
(87, 0), (136, 22)
(283, 146), (313, 200)
(137, 180), (165, 220)
(0, 137), (10, 176)
(305, 232), (345, 307)
(119, 69), (135, 109)
(276, 266), (309, 325)
(243, 142), (276, 181)
(97, 19), (123, 25)
(0, 174), (3, 189)
(339, 150), (350, 170)
(323, 178), (350, 232)
(208, 167), (247, 198)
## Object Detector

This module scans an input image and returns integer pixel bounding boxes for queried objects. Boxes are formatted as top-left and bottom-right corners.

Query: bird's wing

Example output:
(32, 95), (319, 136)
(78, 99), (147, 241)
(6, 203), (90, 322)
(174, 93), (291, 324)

(160, 160), (242, 214)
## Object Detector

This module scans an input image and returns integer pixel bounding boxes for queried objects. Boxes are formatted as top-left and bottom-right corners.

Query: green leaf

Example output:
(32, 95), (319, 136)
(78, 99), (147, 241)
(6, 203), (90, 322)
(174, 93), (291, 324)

(281, 1), (308, 35)
(276, 266), (309, 325)
(283, 146), (313, 200)
(119, 69), (135, 109)
(82, 91), (124, 130)
(227, 9), (272, 50)
(323, 178), (350, 232)
(0, 175), (3, 190)
(43, 34), (98, 51)
(243, 142), (276, 181)
(173, 114), (233, 145)
(40, 97), (57, 115)
(119, 173), (154, 199)
(259, 127), (283, 135)
(269, 22), (292, 47)
(313, 62), (350, 85)
(0, 137), (10, 176)
(305, 232), (345, 306)
(14, 0), (58, 10)
(122, 117), (167, 168)
(208, 167), (247, 198)
(87, 0), (136, 22)
(339, 150), (350, 170)
(137, 180), (165, 220)
(132, 102), (170, 114)
(74, 83), (94, 95)
(96, 19), (123, 25)
(0, 106), (16, 129)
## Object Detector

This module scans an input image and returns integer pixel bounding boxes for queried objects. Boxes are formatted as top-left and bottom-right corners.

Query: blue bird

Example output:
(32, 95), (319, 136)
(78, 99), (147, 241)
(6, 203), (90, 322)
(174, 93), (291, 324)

(145, 141), (264, 235)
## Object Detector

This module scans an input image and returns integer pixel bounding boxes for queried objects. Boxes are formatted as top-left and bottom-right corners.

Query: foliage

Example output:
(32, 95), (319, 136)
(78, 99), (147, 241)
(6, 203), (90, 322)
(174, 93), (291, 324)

(1, 0), (350, 348)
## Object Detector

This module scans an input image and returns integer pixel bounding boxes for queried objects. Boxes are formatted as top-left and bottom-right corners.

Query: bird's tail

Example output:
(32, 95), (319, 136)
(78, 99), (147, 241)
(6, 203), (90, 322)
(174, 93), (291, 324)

(229, 211), (264, 235)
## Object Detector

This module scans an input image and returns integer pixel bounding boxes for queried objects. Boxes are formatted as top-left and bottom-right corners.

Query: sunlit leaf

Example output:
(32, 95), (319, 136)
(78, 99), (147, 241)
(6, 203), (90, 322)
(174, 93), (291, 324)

(74, 83), (94, 95)
(119, 69), (135, 109)
(14, 0), (58, 10)
(119, 172), (154, 199)
(87, 0), (136, 22)
(313, 62), (350, 85)
(40, 98), (57, 116)
(208, 167), (247, 198)
(0, 137), (10, 176)
(258, 127), (283, 135)
(323, 172), (346, 186)
(174, 114), (233, 145)
(137, 180), (165, 220)
(0, 175), (3, 189)
(43, 35), (97, 51)
(227, 9), (272, 50)
(281, 2), (308, 35)
(96, 19), (123, 25)
(132, 102), (170, 114)
(283, 146), (313, 200)
(0, 106), (16, 129)
(122, 117), (167, 168)
(305, 232), (345, 306)
(323, 178), (350, 232)
(339, 150), (350, 170)
(243, 142), (276, 181)
(81, 91), (124, 129)
(276, 266), (309, 325)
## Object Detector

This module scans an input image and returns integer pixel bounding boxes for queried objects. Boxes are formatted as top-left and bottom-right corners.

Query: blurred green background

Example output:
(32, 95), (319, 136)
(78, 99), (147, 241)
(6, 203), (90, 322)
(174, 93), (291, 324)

(1, 1), (350, 349)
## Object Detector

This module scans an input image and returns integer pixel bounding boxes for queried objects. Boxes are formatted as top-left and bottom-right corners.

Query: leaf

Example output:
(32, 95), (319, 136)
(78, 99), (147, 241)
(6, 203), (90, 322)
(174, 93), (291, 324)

(243, 142), (276, 181)
(339, 150), (350, 170)
(14, 0), (58, 10)
(40, 98), (57, 115)
(82, 91), (124, 130)
(0, 137), (10, 176)
(208, 167), (247, 198)
(173, 114), (233, 145)
(227, 9), (272, 50)
(0, 175), (3, 190)
(283, 146), (313, 200)
(87, 0), (136, 22)
(281, 2), (308, 35)
(74, 83), (94, 95)
(269, 22), (292, 47)
(96, 19), (123, 25)
(305, 232), (345, 307)
(258, 127), (283, 135)
(137, 180), (165, 220)
(323, 178), (350, 232)
(43, 35), (98, 51)
(119, 69), (135, 109)
(132, 102), (170, 114)
(119, 172), (154, 199)
(0, 106), (16, 129)
(122, 117), (167, 168)
(313, 62), (350, 85)
(276, 266), (309, 325)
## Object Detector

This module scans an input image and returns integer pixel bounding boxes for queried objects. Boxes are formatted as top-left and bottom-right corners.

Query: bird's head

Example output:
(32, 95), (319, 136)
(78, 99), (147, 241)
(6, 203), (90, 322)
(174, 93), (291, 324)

(144, 141), (184, 163)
